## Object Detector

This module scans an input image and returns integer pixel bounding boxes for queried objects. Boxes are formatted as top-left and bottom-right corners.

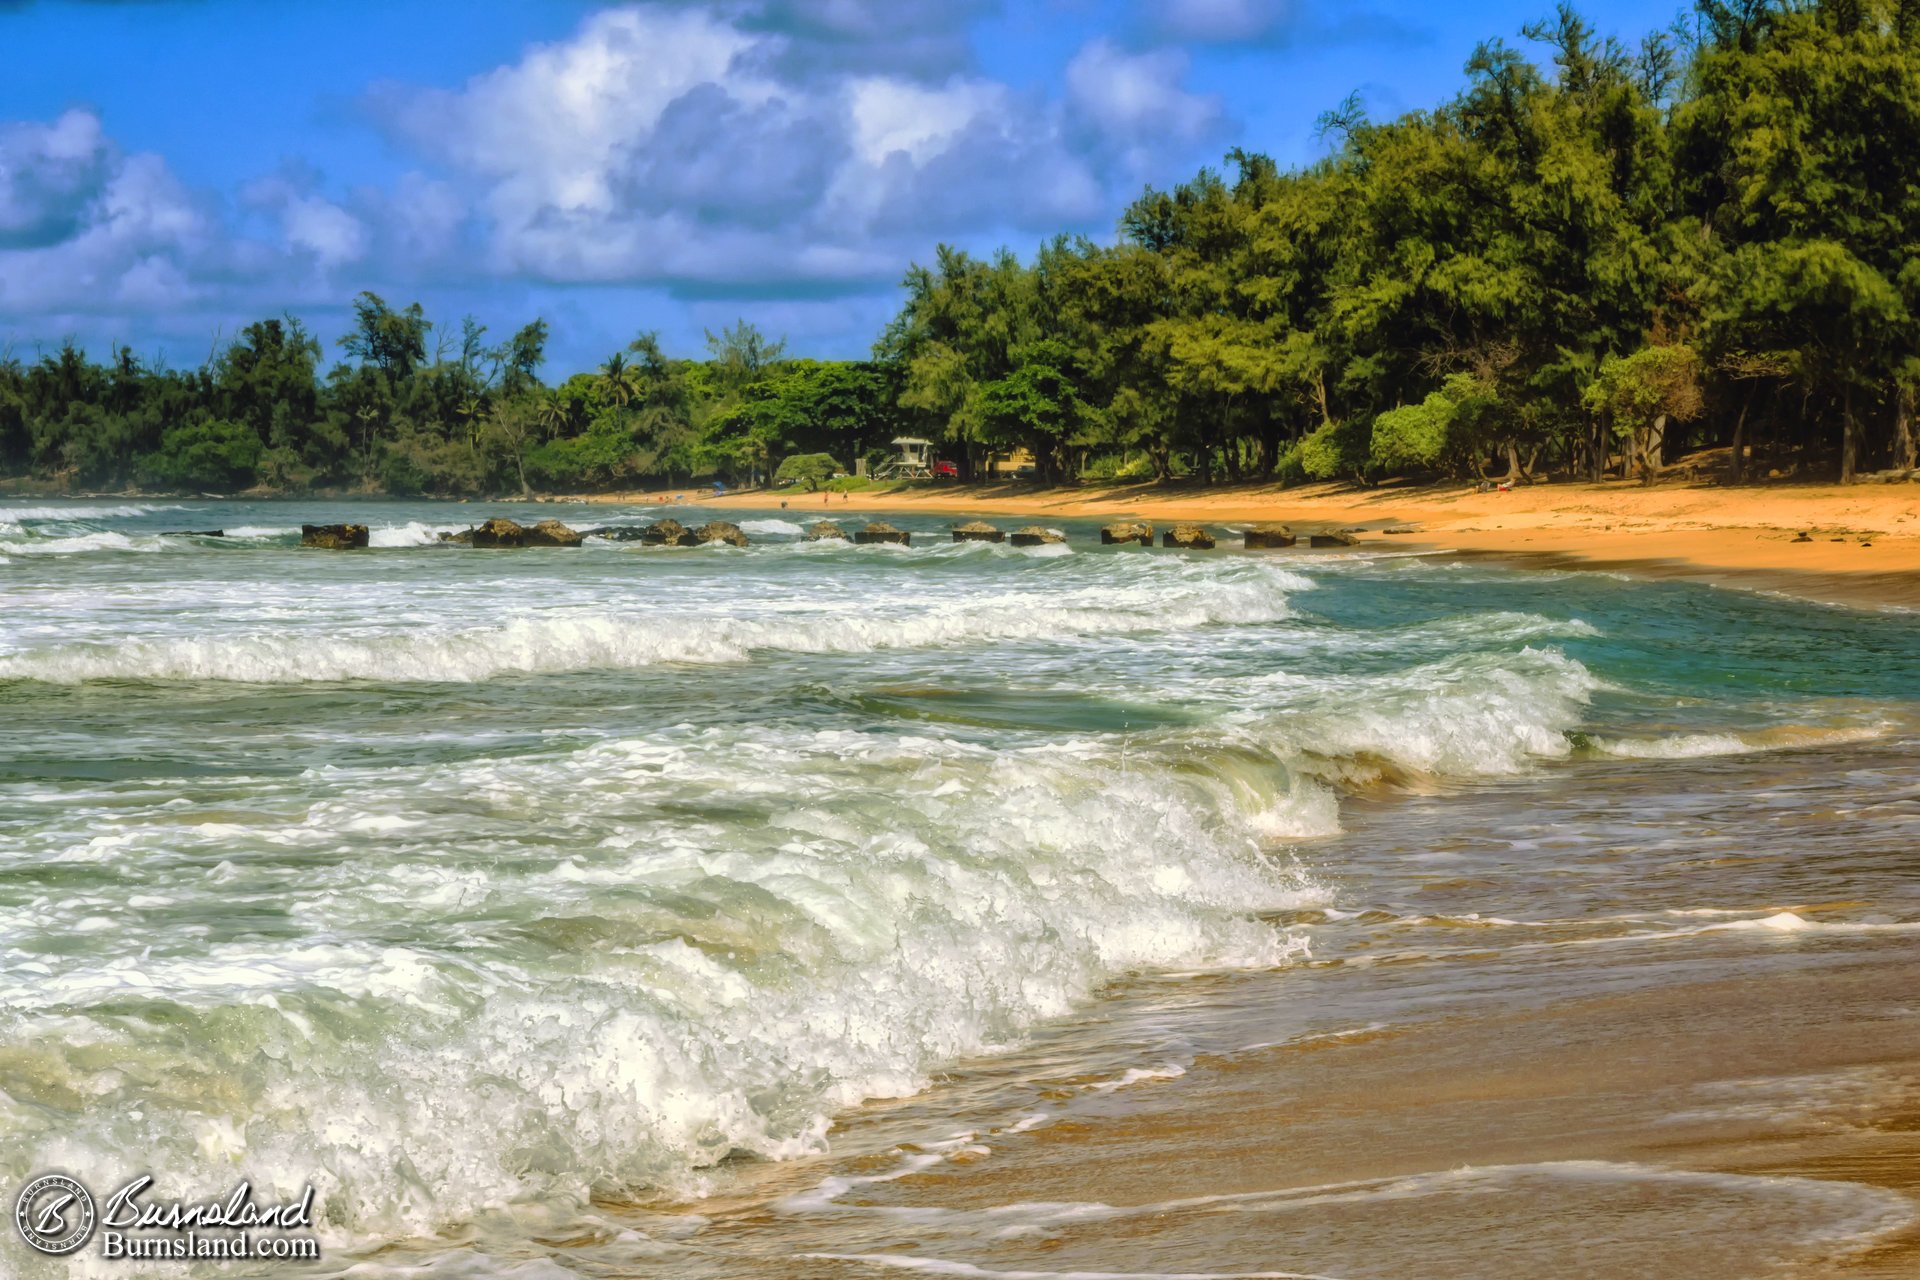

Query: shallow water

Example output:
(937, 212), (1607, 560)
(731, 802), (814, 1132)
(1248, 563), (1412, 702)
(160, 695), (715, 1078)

(1, 497), (1916, 1277)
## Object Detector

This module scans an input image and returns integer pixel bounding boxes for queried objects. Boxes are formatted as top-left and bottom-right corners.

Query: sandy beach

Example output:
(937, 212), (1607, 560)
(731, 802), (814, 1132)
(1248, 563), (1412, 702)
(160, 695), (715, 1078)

(568, 476), (1920, 609)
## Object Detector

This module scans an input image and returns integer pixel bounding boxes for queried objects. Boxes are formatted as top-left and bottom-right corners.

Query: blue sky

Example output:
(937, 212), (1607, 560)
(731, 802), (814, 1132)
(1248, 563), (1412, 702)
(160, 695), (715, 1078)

(0, 0), (1685, 375)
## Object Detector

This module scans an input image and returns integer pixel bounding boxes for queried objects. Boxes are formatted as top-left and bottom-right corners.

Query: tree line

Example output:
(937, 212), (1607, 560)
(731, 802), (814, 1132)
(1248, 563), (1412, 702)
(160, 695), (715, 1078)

(3, 0), (1917, 497)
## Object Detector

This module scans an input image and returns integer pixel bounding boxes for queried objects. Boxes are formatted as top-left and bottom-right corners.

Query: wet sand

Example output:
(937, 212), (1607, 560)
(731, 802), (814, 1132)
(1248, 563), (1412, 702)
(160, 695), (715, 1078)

(614, 737), (1920, 1278)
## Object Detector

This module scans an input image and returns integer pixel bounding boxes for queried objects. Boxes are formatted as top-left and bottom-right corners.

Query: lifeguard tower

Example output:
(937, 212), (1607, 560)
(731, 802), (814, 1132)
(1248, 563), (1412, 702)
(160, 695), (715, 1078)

(875, 437), (935, 479)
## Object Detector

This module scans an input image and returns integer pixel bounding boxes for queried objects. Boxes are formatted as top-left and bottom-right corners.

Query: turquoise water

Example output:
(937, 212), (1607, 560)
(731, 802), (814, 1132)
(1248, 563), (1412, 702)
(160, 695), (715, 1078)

(1, 498), (1916, 1275)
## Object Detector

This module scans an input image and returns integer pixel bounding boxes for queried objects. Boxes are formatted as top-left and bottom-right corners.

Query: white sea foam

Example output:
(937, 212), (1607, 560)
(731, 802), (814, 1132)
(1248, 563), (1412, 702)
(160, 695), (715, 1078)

(0, 572), (1301, 684)
(370, 520), (465, 547)
(0, 724), (1323, 1246)
(0, 528), (169, 555)
(1589, 724), (1888, 759)
(738, 517), (806, 536)
(0, 502), (178, 520)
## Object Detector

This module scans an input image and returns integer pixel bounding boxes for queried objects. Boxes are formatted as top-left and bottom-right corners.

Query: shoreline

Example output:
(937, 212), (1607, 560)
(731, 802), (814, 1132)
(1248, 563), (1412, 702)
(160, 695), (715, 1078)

(674, 476), (1920, 610)
(9, 478), (1919, 608)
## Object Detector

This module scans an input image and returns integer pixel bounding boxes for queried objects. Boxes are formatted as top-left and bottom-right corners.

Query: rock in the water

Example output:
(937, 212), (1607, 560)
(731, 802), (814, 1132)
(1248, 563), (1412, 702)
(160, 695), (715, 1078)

(302, 523), (369, 549)
(1309, 530), (1359, 548)
(161, 529), (224, 538)
(469, 517), (530, 548)
(1242, 523), (1295, 549)
(695, 520), (750, 547)
(438, 529), (473, 545)
(854, 521), (910, 545)
(1100, 521), (1153, 546)
(951, 520), (1004, 543)
(641, 518), (698, 547)
(805, 520), (849, 541)
(1009, 525), (1064, 546)
(1162, 523), (1216, 549)
(580, 525), (648, 541)
(526, 518), (584, 547)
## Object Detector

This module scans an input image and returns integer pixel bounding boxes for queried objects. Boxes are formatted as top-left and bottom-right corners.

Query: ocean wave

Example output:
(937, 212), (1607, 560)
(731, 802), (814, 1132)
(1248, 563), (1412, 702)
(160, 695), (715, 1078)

(0, 571), (1301, 684)
(0, 724), (1323, 1244)
(0, 501), (180, 521)
(1585, 723), (1888, 760)
(370, 520), (466, 547)
(0, 528), (172, 555)
(738, 517), (806, 536)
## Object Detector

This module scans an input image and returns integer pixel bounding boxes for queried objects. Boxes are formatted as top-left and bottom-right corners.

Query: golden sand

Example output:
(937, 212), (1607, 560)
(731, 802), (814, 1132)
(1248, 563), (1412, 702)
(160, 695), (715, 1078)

(573, 476), (1920, 607)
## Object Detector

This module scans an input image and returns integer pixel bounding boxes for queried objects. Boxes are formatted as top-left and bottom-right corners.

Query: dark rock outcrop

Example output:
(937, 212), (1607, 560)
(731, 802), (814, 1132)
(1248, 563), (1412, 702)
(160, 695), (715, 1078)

(641, 519), (699, 547)
(470, 518), (530, 548)
(695, 520), (750, 547)
(1010, 525), (1064, 546)
(1100, 521), (1153, 546)
(302, 523), (369, 550)
(1309, 530), (1359, 548)
(854, 521), (911, 545)
(951, 520), (1004, 543)
(1162, 523), (1216, 549)
(806, 520), (848, 541)
(1242, 523), (1295, 549)
(579, 525), (647, 541)
(526, 519), (584, 547)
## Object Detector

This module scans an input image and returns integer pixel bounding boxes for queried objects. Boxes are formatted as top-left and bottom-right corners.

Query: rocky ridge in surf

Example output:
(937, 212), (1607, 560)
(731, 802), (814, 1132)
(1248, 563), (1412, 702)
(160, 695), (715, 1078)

(952, 521), (1004, 543)
(302, 523), (369, 549)
(1243, 523), (1295, 549)
(1163, 524), (1216, 549)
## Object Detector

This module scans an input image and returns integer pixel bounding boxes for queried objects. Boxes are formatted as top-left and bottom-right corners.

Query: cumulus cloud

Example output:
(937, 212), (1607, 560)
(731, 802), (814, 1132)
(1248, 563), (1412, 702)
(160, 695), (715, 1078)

(0, 1), (1235, 361)
(243, 171), (370, 270)
(366, 3), (1224, 293)
(0, 109), (115, 248)
(0, 111), (216, 316)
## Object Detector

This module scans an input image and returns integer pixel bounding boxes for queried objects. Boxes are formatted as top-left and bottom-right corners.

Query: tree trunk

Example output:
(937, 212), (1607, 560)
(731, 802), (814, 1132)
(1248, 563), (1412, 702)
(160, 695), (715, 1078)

(1895, 383), (1917, 473)
(1841, 386), (1858, 484)
(1729, 391), (1750, 484)
(1502, 440), (1523, 483)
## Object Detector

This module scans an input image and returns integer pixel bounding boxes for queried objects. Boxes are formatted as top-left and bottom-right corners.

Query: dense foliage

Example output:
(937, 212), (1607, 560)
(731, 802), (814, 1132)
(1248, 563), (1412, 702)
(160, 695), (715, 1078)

(4, 1), (1917, 495)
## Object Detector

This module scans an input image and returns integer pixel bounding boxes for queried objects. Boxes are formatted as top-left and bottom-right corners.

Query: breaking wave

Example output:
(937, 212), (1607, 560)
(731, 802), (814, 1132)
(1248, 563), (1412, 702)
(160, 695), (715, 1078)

(0, 571), (1303, 684)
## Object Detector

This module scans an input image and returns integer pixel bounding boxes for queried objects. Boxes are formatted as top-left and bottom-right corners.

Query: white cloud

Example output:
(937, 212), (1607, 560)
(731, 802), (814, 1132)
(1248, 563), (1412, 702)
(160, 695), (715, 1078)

(0, 118), (216, 315)
(0, 108), (114, 248)
(369, 3), (1224, 291)
(846, 77), (1006, 166)
(245, 173), (370, 270)
(1067, 40), (1216, 140)
(0, 3), (1235, 364)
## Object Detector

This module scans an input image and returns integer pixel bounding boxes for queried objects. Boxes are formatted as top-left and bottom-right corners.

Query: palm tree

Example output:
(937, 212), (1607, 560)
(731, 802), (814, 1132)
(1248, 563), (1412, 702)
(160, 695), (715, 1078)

(455, 395), (484, 454)
(536, 388), (571, 438)
(598, 353), (638, 407)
